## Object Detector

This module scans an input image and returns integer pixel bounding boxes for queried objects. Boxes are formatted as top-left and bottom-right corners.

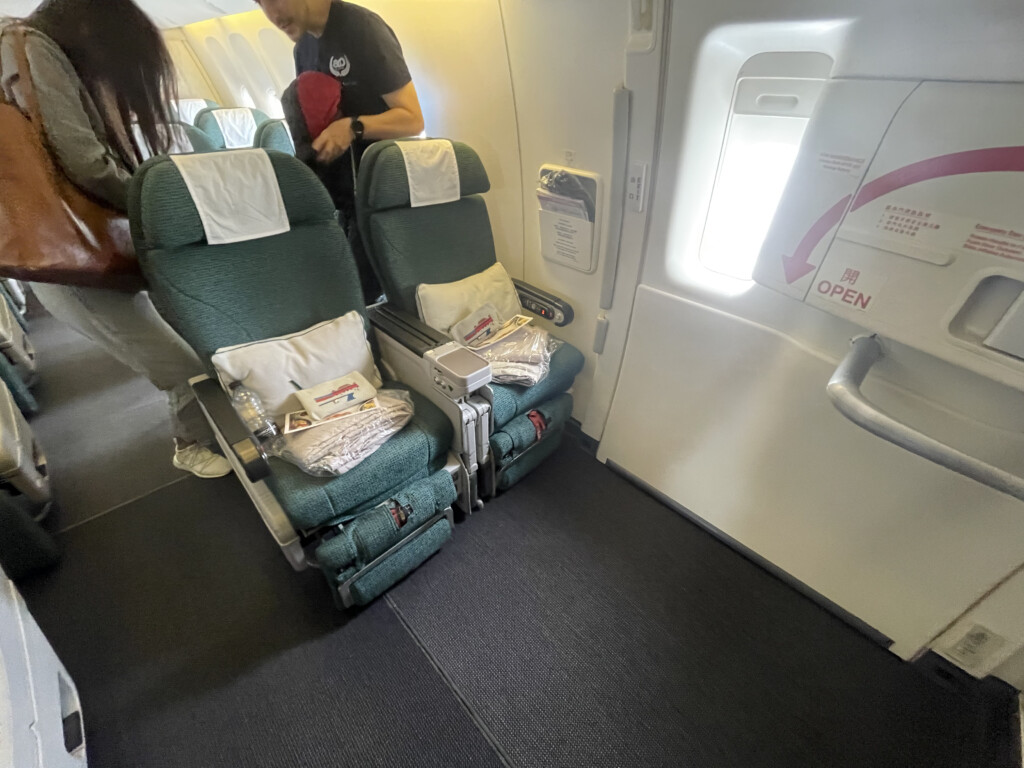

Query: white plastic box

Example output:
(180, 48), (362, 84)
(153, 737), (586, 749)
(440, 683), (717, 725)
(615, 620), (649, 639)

(0, 569), (86, 767)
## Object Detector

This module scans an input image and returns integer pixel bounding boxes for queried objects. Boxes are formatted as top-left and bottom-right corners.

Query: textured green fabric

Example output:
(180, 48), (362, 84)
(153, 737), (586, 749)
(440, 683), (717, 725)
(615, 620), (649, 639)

(131, 151), (336, 250)
(194, 108), (270, 149)
(177, 122), (218, 154)
(347, 516), (451, 605)
(139, 226), (363, 367)
(267, 384), (453, 530)
(368, 199), (498, 314)
(129, 153), (361, 368)
(496, 427), (565, 492)
(355, 134), (583, 482)
(490, 342), (585, 427)
(315, 468), (456, 573)
(255, 120), (295, 155)
(490, 392), (573, 463)
(0, 355), (36, 416)
(129, 151), (453, 544)
(359, 140), (490, 211)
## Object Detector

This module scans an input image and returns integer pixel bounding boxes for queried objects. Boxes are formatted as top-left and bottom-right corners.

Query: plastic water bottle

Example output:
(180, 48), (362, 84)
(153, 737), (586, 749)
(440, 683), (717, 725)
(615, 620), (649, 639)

(229, 381), (281, 444)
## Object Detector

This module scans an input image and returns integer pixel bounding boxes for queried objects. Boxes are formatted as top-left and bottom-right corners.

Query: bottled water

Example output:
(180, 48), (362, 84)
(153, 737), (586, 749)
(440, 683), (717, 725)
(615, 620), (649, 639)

(229, 382), (281, 443)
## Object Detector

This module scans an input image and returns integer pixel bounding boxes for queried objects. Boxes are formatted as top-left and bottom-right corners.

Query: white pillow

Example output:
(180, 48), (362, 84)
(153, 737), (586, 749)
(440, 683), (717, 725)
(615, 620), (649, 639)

(211, 311), (383, 417)
(416, 262), (522, 334)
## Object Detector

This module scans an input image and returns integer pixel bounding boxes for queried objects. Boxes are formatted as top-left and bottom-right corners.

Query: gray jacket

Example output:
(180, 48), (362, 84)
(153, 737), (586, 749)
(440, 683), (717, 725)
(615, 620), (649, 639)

(0, 25), (132, 211)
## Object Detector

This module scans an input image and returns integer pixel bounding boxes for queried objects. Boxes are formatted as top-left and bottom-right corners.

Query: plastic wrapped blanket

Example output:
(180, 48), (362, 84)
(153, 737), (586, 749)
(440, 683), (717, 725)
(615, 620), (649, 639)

(274, 390), (413, 476)
(477, 326), (558, 387)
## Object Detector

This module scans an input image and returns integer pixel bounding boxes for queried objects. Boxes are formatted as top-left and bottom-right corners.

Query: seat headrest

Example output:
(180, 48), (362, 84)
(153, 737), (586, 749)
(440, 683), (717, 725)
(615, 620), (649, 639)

(195, 107), (270, 149)
(178, 122), (218, 154)
(255, 119), (295, 155)
(129, 150), (336, 251)
(172, 98), (216, 125)
(362, 139), (490, 211)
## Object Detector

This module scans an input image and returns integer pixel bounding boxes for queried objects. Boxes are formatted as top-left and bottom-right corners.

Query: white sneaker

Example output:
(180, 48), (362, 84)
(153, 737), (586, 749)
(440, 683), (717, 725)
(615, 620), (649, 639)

(172, 444), (232, 479)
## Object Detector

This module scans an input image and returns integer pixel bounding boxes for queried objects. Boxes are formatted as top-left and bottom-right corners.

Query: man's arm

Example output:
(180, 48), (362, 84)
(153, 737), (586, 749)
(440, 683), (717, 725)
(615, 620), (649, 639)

(312, 80), (424, 163)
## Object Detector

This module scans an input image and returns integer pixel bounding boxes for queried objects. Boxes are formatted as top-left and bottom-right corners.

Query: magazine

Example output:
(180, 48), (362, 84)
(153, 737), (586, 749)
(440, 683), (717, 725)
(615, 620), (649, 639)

(282, 397), (381, 434)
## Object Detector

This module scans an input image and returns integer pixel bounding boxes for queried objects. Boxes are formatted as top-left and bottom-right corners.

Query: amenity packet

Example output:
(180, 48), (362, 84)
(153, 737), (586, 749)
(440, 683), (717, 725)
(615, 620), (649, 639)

(293, 371), (377, 421)
(282, 397), (381, 435)
(450, 303), (532, 350)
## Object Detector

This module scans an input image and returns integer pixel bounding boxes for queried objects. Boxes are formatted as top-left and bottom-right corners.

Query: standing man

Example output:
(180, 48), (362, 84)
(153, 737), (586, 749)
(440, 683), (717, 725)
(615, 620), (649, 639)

(256, 0), (424, 302)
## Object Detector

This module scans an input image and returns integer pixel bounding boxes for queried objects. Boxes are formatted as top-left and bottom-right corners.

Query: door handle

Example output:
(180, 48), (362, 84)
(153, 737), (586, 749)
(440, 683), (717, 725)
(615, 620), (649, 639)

(827, 334), (1024, 501)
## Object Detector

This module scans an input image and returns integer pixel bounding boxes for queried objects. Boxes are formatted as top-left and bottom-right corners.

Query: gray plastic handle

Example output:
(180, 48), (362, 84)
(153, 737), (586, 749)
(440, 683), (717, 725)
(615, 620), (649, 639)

(600, 85), (632, 310)
(827, 334), (1024, 501)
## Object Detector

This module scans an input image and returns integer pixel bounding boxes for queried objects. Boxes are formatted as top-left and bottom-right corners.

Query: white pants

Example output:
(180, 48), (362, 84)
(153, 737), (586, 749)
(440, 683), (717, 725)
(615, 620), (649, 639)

(30, 283), (213, 446)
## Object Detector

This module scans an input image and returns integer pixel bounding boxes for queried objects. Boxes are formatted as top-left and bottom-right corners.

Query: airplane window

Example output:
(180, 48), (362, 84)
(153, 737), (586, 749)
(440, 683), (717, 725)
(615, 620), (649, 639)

(258, 27), (296, 91)
(165, 39), (213, 101)
(230, 33), (284, 117)
(205, 37), (253, 109)
(238, 85), (257, 110)
(699, 72), (826, 282)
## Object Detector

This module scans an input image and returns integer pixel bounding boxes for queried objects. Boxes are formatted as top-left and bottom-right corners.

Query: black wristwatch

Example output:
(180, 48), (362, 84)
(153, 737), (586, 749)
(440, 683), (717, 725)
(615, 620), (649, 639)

(351, 117), (365, 141)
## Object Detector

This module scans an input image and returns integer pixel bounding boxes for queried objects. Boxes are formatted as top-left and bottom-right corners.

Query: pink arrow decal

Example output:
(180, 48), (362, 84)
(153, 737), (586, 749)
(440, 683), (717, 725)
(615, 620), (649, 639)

(780, 145), (1024, 285)
(781, 194), (851, 284)
(851, 145), (1024, 211)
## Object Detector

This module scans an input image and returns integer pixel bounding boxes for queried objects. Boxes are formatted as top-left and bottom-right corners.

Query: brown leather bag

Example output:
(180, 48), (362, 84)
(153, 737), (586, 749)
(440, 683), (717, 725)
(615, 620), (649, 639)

(0, 26), (144, 291)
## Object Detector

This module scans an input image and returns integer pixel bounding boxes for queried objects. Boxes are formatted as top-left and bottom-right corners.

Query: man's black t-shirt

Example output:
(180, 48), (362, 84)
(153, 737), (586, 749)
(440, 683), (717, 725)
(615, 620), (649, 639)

(291, 2), (411, 301)
(294, 1), (411, 131)
(292, 1), (411, 212)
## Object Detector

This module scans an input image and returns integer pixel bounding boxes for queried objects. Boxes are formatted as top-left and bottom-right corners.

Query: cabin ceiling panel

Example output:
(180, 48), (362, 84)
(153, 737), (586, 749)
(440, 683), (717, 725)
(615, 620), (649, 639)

(0, 0), (256, 28)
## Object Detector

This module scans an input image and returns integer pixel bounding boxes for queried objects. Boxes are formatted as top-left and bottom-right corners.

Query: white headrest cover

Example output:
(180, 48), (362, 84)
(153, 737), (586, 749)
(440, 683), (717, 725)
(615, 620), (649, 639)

(397, 139), (461, 208)
(170, 149), (290, 245)
(213, 108), (258, 149)
(173, 99), (208, 125)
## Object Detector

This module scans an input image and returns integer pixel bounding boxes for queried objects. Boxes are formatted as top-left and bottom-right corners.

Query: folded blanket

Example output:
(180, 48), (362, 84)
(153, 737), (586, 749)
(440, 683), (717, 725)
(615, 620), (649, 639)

(478, 327), (554, 386)
(275, 390), (413, 476)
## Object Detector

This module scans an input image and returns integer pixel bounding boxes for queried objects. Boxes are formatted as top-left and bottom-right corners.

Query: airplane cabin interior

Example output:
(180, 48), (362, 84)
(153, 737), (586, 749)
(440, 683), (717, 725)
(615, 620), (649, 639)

(2, 1), (1024, 766)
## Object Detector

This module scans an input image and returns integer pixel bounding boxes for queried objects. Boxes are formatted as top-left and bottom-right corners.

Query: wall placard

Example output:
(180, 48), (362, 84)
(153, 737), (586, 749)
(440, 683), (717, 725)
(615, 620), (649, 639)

(537, 164), (602, 273)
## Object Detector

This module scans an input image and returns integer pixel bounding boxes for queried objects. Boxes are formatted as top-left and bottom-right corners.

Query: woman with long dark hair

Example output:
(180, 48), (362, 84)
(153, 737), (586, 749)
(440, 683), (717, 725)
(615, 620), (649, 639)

(0, 0), (230, 478)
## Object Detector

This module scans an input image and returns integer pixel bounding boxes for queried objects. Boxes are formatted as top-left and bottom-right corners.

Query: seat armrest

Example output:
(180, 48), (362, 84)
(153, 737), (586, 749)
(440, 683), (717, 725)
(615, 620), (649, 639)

(372, 306), (492, 400)
(192, 377), (271, 482)
(513, 279), (574, 327)
(368, 305), (448, 357)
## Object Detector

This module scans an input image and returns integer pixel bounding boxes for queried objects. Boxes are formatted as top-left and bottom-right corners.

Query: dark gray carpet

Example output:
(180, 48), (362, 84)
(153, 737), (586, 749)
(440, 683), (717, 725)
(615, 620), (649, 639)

(388, 441), (1017, 768)
(14, 301), (1017, 768)
(27, 313), (183, 532)
(19, 476), (504, 768)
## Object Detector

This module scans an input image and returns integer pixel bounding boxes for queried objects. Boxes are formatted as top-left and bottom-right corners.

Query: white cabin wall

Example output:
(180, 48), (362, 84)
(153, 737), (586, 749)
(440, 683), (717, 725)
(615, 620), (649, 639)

(496, 0), (631, 421)
(598, 0), (1024, 681)
(164, 29), (222, 103)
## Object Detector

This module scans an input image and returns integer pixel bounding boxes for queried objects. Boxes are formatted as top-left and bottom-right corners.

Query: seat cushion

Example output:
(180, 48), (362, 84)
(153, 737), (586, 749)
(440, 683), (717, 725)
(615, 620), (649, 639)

(266, 382), (452, 530)
(416, 261), (520, 335)
(210, 310), (382, 417)
(490, 340), (584, 427)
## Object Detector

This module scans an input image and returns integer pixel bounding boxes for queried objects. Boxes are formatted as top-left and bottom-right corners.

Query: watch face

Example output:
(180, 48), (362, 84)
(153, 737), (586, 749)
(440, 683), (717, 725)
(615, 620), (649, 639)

(353, 119), (364, 140)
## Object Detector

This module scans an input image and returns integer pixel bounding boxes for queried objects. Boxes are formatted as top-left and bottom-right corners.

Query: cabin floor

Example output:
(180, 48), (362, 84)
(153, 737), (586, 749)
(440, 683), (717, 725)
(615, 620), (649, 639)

(15, 307), (1020, 768)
